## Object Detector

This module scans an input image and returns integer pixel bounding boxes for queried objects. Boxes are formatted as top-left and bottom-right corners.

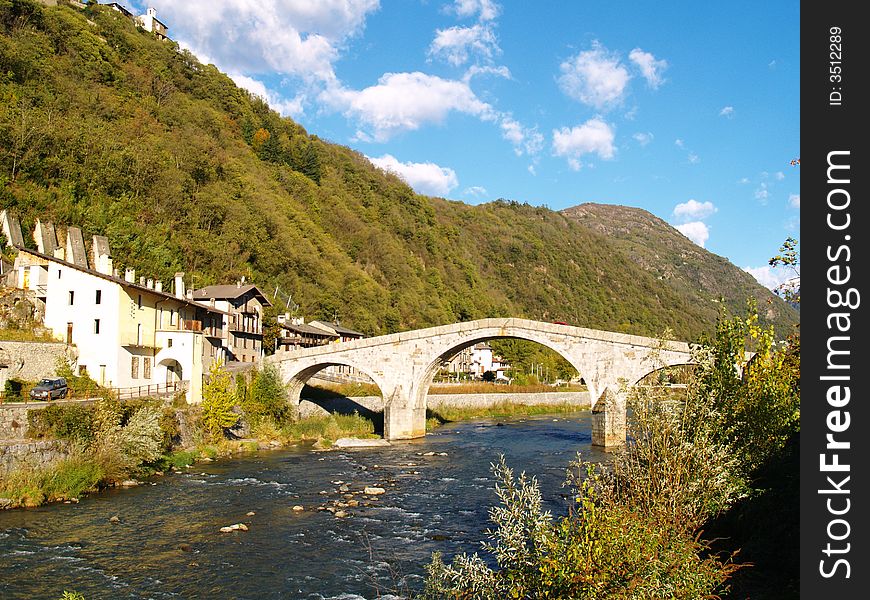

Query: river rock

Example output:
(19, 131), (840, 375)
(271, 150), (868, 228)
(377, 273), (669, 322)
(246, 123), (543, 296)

(364, 487), (385, 495)
(334, 510), (348, 518)
(0, 498), (13, 509)
(338, 484), (350, 493)
(292, 505), (304, 512)
(422, 451), (436, 456)
(246, 511), (256, 516)
(347, 500), (359, 507)
(332, 438), (391, 448)
(109, 515), (120, 523)
(219, 523), (248, 533)
(120, 480), (139, 487)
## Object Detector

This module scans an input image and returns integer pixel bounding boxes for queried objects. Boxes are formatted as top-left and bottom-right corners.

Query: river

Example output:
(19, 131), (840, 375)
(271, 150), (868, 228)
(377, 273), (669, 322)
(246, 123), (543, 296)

(0, 411), (610, 599)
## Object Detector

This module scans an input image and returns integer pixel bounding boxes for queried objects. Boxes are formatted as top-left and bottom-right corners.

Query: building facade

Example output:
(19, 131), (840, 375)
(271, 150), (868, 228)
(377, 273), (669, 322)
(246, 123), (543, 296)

(191, 283), (271, 364)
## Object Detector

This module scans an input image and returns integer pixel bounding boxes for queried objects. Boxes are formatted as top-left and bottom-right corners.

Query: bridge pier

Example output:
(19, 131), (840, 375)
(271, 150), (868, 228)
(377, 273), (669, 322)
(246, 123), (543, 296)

(382, 384), (426, 440)
(591, 384), (627, 448)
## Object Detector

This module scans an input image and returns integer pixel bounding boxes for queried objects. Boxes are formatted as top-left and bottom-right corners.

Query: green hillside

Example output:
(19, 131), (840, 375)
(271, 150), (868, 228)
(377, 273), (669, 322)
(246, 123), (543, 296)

(0, 0), (798, 340)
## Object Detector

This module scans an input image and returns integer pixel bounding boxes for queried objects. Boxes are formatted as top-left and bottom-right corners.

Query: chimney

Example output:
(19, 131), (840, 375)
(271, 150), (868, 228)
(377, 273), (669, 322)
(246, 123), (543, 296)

(113, 268), (119, 278)
(91, 235), (112, 275)
(139, 276), (146, 286)
(146, 278), (154, 289)
(209, 298), (215, 307)
(125, 268), (135, 283)
(185, 289), (193, 300)
(155, 281), (163, 292)
(174, 272), (185, 299)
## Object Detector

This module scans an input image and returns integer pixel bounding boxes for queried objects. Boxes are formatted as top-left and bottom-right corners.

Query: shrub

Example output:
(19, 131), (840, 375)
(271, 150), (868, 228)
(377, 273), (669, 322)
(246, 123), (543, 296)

(200, 360), (239, 438)
(421, 458), (736, 599)
(243, 365), (292, 425)
(27, 404), (95, 443)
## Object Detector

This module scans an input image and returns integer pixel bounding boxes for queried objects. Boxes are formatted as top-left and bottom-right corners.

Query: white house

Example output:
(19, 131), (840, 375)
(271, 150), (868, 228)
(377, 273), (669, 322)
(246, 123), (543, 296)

(10, 233), (224, 403)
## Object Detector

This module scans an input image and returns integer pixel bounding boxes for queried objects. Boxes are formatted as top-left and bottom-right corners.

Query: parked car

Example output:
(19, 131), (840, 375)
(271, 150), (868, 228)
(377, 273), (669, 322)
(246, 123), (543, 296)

(29, 377), (68, 400)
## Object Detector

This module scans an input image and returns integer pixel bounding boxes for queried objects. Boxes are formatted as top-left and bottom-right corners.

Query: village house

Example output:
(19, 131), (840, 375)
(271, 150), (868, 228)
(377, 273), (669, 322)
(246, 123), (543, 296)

(446, 342), (510, 380)
(191, 282), (271, 364)
(2, 214), (224, 403)
(104, 3), (170, 40)
(307, 321), (366, 344)
(274, 315), (338, 351)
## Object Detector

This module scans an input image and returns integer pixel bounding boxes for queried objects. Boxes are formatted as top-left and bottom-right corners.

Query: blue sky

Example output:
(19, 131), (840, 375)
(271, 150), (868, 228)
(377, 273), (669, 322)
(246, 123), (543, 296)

(127, 1), (800, 289)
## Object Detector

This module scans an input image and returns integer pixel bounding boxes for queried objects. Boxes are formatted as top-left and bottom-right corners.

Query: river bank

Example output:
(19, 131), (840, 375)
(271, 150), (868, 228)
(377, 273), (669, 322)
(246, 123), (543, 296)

(0, 392), (591, 510)
(0, 412), (607, 599)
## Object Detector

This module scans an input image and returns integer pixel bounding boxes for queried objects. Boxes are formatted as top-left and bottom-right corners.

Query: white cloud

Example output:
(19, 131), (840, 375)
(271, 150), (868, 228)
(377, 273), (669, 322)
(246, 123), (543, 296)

(527, 164), (537, 175)
(552, 119), (616, 170)
(673, 199), (717, 222)
(229, 73), (304, 117)
(500, 117), (544, 156)
(320, 72), (495, 141)
(775, 171), (785, 180)
(674, 138), (684, 148)
(768, 59), (777, 69)
(744, 265), (793, 291)
(719, 105), (735, 118)
(146, 0), (380, 83)
(449, 0), (501, 21)
(367, 154), (458, 195)
(789, 193), (800, 208)
(737, 177), (750, 184)
(557, 42), (630, 110)
(675, 221), (710, 247)
(429, 24), (500, 66)
(462, 64), (511, 82)
(688, 152), (700, 164)
(632, 131), (654, 146)
(755, 182), (769, 203)
(628, 48), (667, 88)
(464, 185), (487, 197)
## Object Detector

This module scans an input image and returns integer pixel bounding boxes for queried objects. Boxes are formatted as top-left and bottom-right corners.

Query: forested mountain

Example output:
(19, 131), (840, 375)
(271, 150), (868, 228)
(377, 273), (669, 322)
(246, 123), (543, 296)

(0, 0), (798, 340)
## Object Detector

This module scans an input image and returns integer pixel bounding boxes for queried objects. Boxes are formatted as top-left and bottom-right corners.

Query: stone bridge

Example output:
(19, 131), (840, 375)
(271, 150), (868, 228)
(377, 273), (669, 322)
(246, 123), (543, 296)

(265, 318), (694, 447)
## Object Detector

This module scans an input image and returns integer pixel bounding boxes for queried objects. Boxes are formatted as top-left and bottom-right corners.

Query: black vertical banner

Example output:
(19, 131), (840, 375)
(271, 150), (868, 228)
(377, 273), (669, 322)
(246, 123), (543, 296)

(801, 3), (868, 597)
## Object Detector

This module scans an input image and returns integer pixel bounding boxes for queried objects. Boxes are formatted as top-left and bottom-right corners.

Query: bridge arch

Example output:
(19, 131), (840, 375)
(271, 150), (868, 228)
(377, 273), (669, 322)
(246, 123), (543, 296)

(412, 330), (591, 420)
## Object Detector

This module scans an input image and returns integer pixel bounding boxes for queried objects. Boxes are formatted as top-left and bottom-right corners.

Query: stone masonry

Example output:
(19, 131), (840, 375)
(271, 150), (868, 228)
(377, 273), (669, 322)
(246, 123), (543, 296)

(267, 318), (693, 447)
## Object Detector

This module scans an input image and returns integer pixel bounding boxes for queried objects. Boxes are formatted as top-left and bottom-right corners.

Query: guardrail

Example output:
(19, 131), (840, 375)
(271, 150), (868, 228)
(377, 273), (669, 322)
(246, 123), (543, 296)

(0, 380), (188, 403)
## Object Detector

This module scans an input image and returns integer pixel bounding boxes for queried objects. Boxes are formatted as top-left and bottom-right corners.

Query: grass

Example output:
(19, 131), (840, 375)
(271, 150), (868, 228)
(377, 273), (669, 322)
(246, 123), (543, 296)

(0, 327), (57, 342)
(279, 412), (378, 445)
(426, 400), (587, 430)
(0, 454), (105, 508)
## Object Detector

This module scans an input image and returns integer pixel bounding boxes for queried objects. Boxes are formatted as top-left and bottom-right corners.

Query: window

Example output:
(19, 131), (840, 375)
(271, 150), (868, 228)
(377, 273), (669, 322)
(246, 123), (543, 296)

(170, 310), (176, 326)
(94, 319), (100, 334)
(138, 294), (142, 309)
(95, 290), (102, 304)
(57, 269), (62, 279)
(137, 324), (142, 345)
(68, 290), (75, 305)
(144, 358), (151, 379)
(167, 338), (173, 348)
(131, 356), (139, 379)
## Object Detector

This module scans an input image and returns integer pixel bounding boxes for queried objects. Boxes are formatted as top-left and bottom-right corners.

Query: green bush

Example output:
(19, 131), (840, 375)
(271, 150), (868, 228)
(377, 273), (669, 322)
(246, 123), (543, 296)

(243, 365), (292, 425)
(2, 377), (27, 400)
(27, 403), (95, 443)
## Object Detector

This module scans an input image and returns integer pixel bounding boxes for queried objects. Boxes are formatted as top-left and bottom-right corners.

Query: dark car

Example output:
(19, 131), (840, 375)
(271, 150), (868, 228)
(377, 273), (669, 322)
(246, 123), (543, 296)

(29, 377), (68, 400)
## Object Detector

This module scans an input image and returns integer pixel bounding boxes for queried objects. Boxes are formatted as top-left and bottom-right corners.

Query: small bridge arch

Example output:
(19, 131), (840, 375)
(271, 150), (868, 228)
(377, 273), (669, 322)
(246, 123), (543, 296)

(266, 318), (693, 447)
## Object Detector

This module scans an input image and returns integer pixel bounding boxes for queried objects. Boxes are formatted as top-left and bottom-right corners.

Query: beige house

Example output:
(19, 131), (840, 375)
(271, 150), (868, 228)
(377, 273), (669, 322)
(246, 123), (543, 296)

(191, 282), (271, 364)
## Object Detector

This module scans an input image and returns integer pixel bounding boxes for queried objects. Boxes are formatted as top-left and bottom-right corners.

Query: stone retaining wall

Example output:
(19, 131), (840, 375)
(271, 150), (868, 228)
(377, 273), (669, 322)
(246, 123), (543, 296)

(0, 403), (31, 440)
(0, 439), (69, 473)
(299, 391), (590, 418)
(0, 340), (74, 389)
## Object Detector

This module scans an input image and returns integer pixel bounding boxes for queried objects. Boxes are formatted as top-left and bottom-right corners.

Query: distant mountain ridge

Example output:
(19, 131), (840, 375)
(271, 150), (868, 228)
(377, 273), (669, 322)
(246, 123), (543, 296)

(0, 0), (798, 340)
(561, 203), (796, 334)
